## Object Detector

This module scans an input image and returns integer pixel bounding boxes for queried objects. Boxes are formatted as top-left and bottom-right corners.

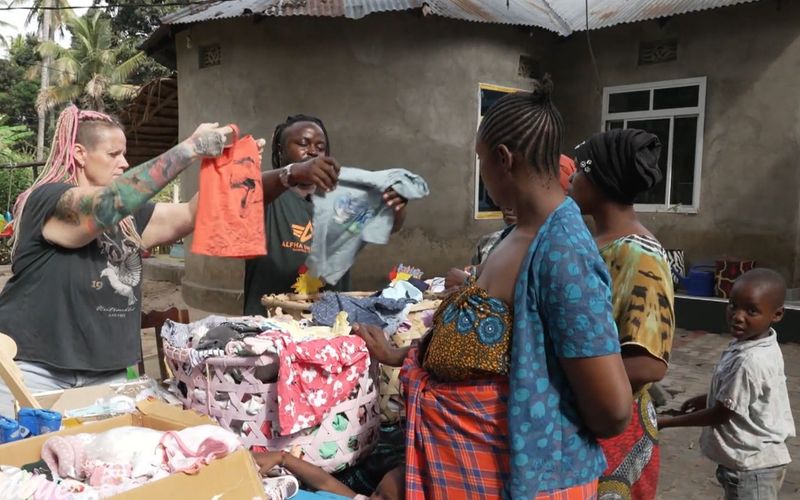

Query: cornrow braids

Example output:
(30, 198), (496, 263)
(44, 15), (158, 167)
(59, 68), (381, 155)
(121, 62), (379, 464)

(478, 75), (564, 178)
(270, 114), (331, 169)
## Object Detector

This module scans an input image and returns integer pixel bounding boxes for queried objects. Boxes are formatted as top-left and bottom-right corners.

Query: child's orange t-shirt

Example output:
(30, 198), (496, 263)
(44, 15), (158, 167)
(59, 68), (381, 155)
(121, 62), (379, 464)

(191, 128), (266, 258)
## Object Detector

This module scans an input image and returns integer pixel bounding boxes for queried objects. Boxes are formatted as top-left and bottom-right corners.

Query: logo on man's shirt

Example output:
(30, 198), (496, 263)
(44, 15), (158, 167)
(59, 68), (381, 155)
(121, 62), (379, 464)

(291, 222), (313, 243)
(282, 221), (313, 253)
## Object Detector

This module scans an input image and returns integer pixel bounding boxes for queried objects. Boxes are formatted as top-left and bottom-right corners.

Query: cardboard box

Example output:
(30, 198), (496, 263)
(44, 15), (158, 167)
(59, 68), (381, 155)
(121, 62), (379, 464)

(0, 400), (267, 499)
(30, 379), (181, 417)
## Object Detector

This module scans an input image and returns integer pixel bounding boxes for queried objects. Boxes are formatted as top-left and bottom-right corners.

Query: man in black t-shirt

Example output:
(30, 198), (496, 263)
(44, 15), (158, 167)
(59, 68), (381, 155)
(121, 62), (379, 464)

(243, 115), (408, 315)
(0, 107), (241, 417)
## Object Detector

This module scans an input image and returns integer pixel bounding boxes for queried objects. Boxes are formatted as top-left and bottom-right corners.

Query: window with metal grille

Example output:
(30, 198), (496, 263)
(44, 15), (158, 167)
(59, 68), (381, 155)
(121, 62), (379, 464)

(638, 39), (678, 65)
(602, 77), (707, 213)
(199, 44), (222, 69)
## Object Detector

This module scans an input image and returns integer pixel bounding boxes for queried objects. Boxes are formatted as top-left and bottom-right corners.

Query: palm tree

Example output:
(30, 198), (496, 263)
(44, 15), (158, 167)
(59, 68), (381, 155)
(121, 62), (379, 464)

(36, 10), (146, 112)
(9, 0), (72, 33)
(9, 0), (71, 159)
(0, 1), (15, 49)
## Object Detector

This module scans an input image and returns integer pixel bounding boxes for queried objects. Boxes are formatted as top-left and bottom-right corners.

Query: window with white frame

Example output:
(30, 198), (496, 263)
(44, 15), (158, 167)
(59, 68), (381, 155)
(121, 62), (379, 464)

(601, 77), (706, 212)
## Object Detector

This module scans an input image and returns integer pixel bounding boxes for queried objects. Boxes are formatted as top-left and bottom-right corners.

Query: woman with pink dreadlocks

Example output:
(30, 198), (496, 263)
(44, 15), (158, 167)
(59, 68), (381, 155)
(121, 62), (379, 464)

(0, 106), (341, 417)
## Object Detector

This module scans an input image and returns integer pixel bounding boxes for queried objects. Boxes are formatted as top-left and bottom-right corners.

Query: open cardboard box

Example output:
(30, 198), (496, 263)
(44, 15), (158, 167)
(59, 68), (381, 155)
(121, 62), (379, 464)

(30, 379), (181, 417)
(0, 400), (267, 499)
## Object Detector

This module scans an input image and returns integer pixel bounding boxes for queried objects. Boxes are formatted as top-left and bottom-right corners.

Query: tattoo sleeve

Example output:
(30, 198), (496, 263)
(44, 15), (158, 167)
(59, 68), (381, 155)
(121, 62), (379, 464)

(53, 189), (81, 226)
(81, 132), (223, 231)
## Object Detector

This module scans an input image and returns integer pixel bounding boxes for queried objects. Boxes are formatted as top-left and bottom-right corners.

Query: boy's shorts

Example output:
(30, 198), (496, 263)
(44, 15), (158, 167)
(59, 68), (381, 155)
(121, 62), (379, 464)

(715, 464), (787, 500)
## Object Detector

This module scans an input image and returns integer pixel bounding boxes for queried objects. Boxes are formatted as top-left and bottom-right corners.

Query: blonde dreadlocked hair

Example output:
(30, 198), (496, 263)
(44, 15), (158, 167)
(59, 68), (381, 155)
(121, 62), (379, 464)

(12, 105), (143, 257)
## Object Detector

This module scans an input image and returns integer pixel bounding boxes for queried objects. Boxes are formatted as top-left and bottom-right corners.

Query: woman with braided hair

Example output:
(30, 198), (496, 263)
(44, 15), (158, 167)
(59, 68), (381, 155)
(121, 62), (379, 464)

(354, 76), (632, 499)
(0, 105), (242, 416)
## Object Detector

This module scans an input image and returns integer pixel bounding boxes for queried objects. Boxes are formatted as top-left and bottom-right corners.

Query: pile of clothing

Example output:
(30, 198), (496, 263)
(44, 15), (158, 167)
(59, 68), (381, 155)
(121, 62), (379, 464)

(162, 315), (372, 437)
(0, 424), (241, 499)
(310, 280), (425, 335)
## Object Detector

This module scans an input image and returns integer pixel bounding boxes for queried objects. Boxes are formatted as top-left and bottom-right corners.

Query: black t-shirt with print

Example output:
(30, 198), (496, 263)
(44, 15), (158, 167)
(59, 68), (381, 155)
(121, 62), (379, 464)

(0, 183), (155, 371)
(243, 190), (350, 315)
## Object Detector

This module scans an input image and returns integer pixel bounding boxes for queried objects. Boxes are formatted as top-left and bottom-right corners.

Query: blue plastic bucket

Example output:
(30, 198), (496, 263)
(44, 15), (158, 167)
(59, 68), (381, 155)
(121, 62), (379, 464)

(682, 265), (716, 297)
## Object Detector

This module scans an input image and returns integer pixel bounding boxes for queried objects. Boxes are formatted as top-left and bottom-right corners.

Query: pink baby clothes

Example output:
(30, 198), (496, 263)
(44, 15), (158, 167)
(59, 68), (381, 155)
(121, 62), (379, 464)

(273, 333), (370, 435)
(41, 434), (93, 480)
(34, 478), (102, 500)
(86, 463), (131, 488)
(158, 424), (242, 474)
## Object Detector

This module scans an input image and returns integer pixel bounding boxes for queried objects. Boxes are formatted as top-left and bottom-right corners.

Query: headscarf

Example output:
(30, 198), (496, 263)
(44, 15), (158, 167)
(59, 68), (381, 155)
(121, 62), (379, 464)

(573, 129), (662, 205)
(558, 154), (576, 194)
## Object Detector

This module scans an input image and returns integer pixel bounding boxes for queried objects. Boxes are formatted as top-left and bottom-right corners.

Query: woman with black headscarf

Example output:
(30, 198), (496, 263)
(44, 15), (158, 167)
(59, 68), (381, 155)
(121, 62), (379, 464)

(569, 129), (676, 500)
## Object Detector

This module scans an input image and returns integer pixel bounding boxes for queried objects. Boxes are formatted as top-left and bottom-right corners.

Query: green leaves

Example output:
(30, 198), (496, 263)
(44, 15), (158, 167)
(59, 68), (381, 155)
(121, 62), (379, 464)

(36, 9), (147, 112)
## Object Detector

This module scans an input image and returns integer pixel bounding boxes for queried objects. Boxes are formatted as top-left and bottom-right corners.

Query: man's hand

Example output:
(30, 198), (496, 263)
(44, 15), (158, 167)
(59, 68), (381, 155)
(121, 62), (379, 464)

(384, 188), (408, 232)
(291, 156), (341, 192)
(383, 188), (407, 213)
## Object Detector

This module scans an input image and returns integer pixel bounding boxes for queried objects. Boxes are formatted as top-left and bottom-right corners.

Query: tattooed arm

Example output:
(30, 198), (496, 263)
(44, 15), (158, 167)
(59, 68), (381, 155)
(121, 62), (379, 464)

(42, 124), (231, 249)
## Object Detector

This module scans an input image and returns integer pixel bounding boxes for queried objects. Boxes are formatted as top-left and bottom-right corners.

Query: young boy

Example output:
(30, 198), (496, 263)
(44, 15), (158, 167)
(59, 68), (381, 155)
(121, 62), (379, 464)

(659, 268), (796, 499)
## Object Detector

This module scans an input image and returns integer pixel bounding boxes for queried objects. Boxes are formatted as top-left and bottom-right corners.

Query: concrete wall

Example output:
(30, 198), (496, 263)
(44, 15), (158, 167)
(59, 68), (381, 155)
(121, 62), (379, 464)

(546, 0), (800, 284)
(175, 12), (553, 312)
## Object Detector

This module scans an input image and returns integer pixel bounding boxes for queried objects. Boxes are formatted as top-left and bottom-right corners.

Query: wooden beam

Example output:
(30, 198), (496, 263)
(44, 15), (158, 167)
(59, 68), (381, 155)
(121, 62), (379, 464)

(126, 145), (178, 157)
(133, 92), (179, 129)
(126, 133), (178, 143)
(128, 126), (178, 135)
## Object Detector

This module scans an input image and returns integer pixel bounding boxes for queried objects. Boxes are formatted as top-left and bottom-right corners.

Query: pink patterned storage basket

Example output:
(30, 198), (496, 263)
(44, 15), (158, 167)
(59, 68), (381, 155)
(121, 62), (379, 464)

(163, 341), (380, 472)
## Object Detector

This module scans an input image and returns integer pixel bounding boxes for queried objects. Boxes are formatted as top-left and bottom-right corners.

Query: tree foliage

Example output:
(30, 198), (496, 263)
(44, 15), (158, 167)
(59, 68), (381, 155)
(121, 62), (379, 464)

(36, 10), (147, 112)
(0, 35), (40, 150)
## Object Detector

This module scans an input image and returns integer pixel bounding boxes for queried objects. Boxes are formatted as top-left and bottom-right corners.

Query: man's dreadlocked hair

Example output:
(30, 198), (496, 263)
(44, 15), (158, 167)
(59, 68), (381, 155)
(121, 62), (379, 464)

(270, 114), (331, 169)
(477, 75), (564, 179)
(12, 105), (143, 257)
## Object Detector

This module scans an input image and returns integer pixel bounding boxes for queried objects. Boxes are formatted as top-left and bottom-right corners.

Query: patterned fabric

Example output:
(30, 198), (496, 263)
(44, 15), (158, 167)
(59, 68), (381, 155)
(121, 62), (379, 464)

(597, 234), (674, 500)
(246, 332), (371, 435)
(402, 347), (511, 500)
(663, 249), (685, 288)
(715, 259), (756, 298)
(403, 345), (601, 500)
(508, 197), (621, 499)
(599, 234), (674, 366)
(422, 282), (512, 381)
(597, 391), (660, 500)
(539, 481), (598, 500)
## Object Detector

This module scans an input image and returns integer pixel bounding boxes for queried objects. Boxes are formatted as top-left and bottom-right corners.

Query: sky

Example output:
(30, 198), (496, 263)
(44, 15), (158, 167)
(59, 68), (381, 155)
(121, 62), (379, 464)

(0, 5), (90, 58)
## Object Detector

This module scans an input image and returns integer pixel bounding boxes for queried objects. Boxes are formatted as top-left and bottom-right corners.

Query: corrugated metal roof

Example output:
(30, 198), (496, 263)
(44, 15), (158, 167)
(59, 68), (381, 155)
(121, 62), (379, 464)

(555, 0), (761, 32)
(160, 0), (423, 25)
(161, 0), (762, 35)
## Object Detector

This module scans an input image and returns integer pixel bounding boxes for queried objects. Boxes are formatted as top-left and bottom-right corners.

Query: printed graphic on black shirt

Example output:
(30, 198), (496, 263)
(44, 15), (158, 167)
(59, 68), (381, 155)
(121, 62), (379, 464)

(97, 229), (142, 307)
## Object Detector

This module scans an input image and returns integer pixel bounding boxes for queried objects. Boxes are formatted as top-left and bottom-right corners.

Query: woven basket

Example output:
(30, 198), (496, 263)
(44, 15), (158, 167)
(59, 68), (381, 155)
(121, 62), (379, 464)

(378, 314), (433, 424)
(163, 342), (380, 472)
(261, 292), (440, 423)
(261, 292), (372, 319)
